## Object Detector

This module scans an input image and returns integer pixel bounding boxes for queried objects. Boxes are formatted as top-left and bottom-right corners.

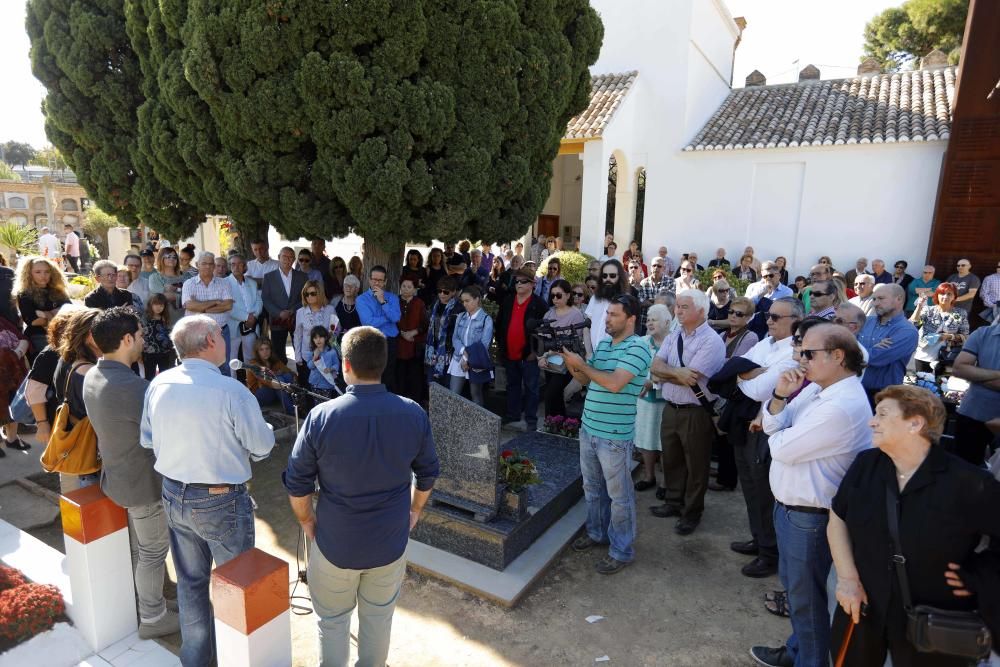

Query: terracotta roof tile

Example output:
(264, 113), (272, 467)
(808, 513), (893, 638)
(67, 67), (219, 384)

(564, 71), (638, 140)
(684, 66), (956, 151)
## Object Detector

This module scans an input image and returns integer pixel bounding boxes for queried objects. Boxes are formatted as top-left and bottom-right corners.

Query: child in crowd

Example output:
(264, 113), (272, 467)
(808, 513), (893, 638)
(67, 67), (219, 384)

(306, 325), (340, 400)
(142, 293), (175, 378)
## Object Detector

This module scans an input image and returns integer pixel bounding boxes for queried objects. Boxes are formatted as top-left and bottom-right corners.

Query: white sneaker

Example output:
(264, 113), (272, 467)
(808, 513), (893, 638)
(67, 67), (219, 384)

(503, 419), (527, 432)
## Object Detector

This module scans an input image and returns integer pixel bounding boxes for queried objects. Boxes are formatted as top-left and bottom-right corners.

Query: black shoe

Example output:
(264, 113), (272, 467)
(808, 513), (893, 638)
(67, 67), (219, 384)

(649, 504), (682, 518)
(730, 539), (759, 556)
(655, 487), (667, 501)
(571, 534), (603, 552)
(595, 555), (630, 575)
(634, 479), (656, 492)
(6, 438), (31, 451)
(0, 447), (6, 458)
(741, 557), (778, 578)
(708, 481), (735, 492)
(749, 645), (793, 667)
(674, 518), (699, 535)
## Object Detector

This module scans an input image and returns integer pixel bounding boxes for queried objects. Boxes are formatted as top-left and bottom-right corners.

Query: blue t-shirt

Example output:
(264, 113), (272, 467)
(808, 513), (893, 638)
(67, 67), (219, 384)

(582, 335), (653, 440)
(306, 347), (340, 390)
(957, 324), (1000, 423)
(283, 385), (439, 569)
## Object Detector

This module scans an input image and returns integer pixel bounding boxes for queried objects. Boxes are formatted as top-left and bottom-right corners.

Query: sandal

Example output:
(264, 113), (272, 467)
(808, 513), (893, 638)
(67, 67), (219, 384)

(634, 479), (656, 491)
(763, 590), (790, 618)
(6, 439), (31, 451)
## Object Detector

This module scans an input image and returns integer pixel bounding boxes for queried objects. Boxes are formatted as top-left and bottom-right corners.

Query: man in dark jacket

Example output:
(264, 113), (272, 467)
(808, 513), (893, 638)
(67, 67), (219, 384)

(496, 268), (548, 431)
(261, 246), (308, 362)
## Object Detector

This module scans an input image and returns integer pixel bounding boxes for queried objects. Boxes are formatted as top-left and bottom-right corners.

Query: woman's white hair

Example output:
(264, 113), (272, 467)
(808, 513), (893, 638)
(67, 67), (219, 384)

(676, 288), (709, 314)
(645, 304), (672, 327)
(171, 315), (221, 358)
(342, 274), (361, 288)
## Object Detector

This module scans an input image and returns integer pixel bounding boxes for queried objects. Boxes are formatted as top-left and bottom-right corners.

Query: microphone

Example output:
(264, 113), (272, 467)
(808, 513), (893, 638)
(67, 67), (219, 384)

(229, 359), (272, 377)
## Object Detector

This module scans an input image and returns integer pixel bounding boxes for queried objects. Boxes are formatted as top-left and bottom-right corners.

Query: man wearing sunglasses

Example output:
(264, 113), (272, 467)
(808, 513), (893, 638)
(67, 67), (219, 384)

(801, 263), (832, 314)
(649, 289), (727, 536)
(562, 294), (651, 575)
(807, 279), (839, 320)
(856, 283), (918, 405)
(946, 258), (980, 314)
(848, 274), (876, 316)
(750, 324), (871, 667)
(496, 269), (548, 431)
(746, 261), (793, 304)
(637, 257), (674, 334)
(584, 260), (631, 360)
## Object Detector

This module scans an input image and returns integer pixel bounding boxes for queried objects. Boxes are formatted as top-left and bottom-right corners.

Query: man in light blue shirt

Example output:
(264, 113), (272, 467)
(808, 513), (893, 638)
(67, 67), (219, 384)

(356, 265), (402, 391)
(744, 261), (793, 304)
(141, 315), (274, 667)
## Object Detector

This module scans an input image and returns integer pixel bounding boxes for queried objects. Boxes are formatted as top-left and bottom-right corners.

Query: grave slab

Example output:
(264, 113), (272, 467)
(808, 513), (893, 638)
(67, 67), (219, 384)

(0, 482), (60, 530)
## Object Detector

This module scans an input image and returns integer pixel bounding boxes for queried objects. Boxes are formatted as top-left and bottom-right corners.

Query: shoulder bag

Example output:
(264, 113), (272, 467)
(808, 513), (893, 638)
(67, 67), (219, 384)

(677, 334), (717, 418)
(40, 363), (101, 475)
(885, 486), (992, 660)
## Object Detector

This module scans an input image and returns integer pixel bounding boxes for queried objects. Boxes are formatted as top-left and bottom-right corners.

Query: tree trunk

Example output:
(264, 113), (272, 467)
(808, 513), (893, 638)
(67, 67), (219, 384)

(362, 239), (404, 291)
(231, 218), (269, 257)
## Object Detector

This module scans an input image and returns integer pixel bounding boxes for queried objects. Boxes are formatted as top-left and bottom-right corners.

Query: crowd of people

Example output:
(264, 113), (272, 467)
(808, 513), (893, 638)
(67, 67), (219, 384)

(1, 228), (999, 667)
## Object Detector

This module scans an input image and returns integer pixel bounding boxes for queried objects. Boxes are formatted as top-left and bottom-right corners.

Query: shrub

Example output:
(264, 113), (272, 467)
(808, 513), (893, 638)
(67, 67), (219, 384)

(0, 566), (27, 592)
(0, 582), (65, 643)
(695, 266), (751, 296)
(538, 250), (596, 285)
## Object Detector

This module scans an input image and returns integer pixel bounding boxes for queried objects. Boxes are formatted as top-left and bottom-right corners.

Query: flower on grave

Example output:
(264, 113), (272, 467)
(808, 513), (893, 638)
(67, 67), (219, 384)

(498, 449), (542, 492)
(0, 565), (65, 644)
(501, 450), (514, 459)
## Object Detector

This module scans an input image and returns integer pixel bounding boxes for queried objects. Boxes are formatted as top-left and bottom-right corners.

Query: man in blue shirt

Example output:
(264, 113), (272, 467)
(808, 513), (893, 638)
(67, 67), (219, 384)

(856, 283), (918, 405)
(951, 322), (1000, 466)
(141, 314), (275, 667)
(356, 265), (402, 392)
(284, 326), (439, 666)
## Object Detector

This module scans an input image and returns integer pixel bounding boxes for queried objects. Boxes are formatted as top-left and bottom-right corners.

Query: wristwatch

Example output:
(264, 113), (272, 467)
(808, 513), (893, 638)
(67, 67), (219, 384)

(771, 390), (788, 401)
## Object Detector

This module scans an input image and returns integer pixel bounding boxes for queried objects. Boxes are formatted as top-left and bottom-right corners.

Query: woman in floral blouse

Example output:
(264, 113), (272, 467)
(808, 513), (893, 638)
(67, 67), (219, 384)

(910, 282), (969, 376)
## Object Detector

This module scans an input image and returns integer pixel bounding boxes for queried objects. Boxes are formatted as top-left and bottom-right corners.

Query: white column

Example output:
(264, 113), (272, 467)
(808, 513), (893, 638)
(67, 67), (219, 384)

(578, 141), (607, 257)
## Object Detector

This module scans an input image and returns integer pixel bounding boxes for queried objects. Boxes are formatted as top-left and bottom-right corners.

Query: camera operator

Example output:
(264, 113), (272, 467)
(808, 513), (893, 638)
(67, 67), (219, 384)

(537, 279), (585, 419)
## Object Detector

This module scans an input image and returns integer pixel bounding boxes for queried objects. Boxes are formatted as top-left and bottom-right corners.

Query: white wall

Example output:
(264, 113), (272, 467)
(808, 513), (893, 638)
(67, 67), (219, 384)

(644, 141), (947, 278)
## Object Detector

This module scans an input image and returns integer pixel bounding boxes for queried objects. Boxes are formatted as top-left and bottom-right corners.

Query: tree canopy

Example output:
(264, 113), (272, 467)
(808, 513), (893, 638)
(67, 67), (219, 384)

(863, 0), (968, 70)
(29, 0), (602, 260)
(1, 141), (36, 169)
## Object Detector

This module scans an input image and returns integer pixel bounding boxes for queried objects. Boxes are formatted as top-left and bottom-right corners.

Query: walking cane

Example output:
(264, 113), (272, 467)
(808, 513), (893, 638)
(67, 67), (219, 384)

(833, 618), (857, 667)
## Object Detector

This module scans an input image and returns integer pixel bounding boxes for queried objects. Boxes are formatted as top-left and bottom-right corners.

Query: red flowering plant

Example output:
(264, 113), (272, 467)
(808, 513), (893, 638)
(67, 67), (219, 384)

(0, 564), (66, 648)
(543, 415), (580, 438)
(499, 450), (541, 493)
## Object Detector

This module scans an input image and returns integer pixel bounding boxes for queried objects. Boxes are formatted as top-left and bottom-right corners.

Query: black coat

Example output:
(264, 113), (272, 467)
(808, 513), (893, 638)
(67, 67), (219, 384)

(833, 446), (1000, 635)
(496, 293), (548, 361)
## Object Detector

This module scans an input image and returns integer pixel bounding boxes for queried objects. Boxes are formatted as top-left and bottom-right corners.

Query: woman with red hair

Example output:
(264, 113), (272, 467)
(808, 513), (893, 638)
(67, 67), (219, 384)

(910, 282), (969, 376)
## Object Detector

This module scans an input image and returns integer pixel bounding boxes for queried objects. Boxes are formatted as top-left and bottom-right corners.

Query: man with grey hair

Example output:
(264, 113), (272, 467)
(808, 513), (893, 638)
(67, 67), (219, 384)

(226, 253), (263, 368)
(844, 257), (868, 289)
(650, 288), (726, 535)
(834, 302), (867, 336)
(261, 246), (308, 363)
(85, 259), (136, 310)
(141, 314), (275, 667)
(745, 261), (793, 304)
(848, 273), (876, 316)
(870, 258), (892, 285)
(182, 251), (235, 374)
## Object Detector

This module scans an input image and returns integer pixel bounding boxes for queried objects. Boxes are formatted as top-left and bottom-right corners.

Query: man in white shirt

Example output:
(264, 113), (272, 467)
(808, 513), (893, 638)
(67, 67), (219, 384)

(124, 253), (150, 305)
(226, 253), (263, 367)
(848, 273), (876, 316)
(750, 324), (872, 667)
(246, 238), (279, 285)
(63, 224), (81, 273)
(730, 297), (803, 579)
(745, 261), (793, 304)
(37, 226), (61, 260)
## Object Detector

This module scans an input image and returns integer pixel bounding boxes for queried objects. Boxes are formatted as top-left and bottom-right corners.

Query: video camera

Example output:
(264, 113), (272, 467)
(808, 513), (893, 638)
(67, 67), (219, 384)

(529, 318), (590, 358)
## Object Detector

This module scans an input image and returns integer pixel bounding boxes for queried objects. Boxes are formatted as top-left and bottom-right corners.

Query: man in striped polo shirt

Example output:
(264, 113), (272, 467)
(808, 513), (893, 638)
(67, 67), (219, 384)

(562, 294), (652, 575)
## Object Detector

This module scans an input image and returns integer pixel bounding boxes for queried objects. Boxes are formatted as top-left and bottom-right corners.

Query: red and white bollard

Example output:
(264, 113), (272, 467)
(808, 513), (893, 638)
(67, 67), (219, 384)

(60, 485), (138, 651)
(212, 547), (292, 667)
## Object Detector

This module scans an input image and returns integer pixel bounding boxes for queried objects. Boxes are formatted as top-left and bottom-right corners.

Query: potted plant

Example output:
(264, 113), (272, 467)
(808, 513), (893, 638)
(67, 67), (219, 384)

(499, 449), (541, 520)
(543, 415), (580, 439)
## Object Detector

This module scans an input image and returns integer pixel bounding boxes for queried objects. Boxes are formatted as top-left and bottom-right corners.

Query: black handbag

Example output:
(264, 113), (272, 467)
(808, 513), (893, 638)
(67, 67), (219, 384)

(885, 487), (993, 660)
(937, 343), (962, 365)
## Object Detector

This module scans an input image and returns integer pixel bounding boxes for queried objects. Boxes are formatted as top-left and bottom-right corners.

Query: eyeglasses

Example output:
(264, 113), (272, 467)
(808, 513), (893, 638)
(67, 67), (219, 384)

(766, 312), (791, 321)
(730, 310), (749, 318)
(792, 334), (803, 346)
(304, 291), (318, 297)
(853, 282), (867, 287)
(833, 317), (858, 327)
(894, 265), (904, 269)
(437, 289), (454, 295)
(551, 292), (566, 299)
(299, 258), (311, 264)
(809, 271), (825, 278)
(680, 267), (693, 273)
(799, 348), (833, 361)
(573, 291), (585, 298)
(762, 273), (776, 279)
(514, 279), (533, 285)
(601, 273), (619, 280)
(547, 266), (559, 272)
(812, 289), (834, 297)
(162, 255), (177, 260)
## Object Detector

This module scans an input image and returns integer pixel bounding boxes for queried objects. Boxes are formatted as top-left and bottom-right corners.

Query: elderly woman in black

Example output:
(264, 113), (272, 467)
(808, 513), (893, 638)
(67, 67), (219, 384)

(829, 384), (1000, 666)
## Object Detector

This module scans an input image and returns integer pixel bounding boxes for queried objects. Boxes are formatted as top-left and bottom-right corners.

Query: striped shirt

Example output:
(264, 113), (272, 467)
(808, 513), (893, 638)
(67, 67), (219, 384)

(582, 335), (653, 441)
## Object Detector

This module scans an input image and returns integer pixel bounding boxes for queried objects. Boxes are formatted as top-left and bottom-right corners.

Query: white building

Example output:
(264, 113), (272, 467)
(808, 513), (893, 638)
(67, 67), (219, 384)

(544, 0), (955, 277)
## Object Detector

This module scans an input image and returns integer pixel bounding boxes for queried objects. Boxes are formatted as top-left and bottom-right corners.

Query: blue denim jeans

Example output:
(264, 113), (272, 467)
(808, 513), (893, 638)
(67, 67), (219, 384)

(774, 504), (832, 667)
(161, 478), (255, 667)
(579, 428), (636, 562)
(504, 359), (540, 427)
(253, 372), (295, 414)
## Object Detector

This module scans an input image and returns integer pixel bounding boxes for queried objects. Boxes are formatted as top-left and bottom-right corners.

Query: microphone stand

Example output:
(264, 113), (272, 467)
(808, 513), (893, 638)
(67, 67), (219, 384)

(245, 366), (334, 433)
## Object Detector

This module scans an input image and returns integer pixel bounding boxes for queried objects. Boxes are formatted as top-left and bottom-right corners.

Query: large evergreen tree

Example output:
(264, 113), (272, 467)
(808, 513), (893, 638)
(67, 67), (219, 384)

(27, 0), (206, 237)
(29, 1), (602, 265)
(863, 0), (968, 70)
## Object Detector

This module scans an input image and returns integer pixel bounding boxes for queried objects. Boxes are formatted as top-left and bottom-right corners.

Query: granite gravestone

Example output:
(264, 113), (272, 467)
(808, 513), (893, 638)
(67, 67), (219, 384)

(427, 382), (503, 521)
